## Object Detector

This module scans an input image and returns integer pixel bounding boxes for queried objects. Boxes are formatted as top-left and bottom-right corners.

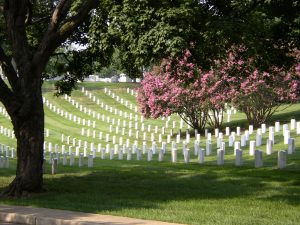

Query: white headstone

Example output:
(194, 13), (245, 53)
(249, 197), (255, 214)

(206, 141), (212, 156)
(284, 130), (290, 144)
(217, 149), (224, 165)
(234, 141), (241, 155)
(109, 148), (114, 160)
(261, 124), (266, 134)
(236, 127), (241, 136)
(297, 121), (300, 134)
(194, 141), (199, 156)
(241, 135), (246, 147)
(70, 153), (74, 166)
(183, 149), (190, 164)
(249, 141), (256, 156)
(288, 138), (295, 154)
(228, 136), (234, 147)
(215, 128), (219, 137)
(278, 150), (286, 169)
(235, 149), (243, 166)
(198, 148), (205, 164)
(266, 139), (273, 155)
(245, 130), (249, 141)
(254, 150), (263, 168)
(152, 142), (157, 154)
(256, 133), (262, 146)
(79, 154), (84, 167)
(147, 149), (152, 161)
(269, 131), (275, 143)
(87, 155), (93, 168)
(52, 158), (58, 174)
(249, 125), (253, 134)
(171, 148), (177, 163)
(291, 119), (296, 130)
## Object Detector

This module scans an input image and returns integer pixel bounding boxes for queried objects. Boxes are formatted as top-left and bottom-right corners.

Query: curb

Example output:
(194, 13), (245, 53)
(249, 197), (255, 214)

(0, 205), (184, 225)
(0, 212), (35, 224)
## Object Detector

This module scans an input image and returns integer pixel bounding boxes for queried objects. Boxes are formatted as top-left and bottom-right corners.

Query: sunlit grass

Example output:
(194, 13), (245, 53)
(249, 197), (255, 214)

(0, 81), (299, 225)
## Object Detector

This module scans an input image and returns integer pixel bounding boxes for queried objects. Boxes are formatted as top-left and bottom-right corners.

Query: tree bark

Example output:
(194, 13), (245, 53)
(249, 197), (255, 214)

(4, 85), (44, 197)
(1, 0), (100, 197)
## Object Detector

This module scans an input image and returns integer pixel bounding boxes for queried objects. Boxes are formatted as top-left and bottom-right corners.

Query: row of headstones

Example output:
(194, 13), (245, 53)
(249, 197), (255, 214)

(207, 107), (237, 123)
(49, 90), (188, 140)
(0, 144), (15, 168)
(43, 98), (98, 128)
(0, 144), (15, 157)
(47, 118), (298, 160)
(208, 128), (295, 150)
(111, 87), (237, 124)
(50, 91), (300, 143)
(0, 156), (9, 168)
(43, 97), (180, 144)
(124, 87), (238, 123)
(48, 133), (296, 164)
(102, 87), (198, 131)
(64, 92), (140, 121)
(0, 125), (15, 139)
(47, 95), (172, 137)
(45, 139), (168, 155)
(45, 97), (164, 144)
(126, 87), (137, 97)
(206, 120), (300, 147)
(0, 106), (9, 119)
(80, 88), (139, 118)
(45, 93), (299, 156)
(39, 114), (300, 165)
(87, 88), (180, 134)
(80, 126), (180, 142)
(176, 119), (299, 150)
(48, 146), (289, 175)
(52, 123), (175, 152)
(211, 120), (299, 138)
(102, 87), (138, 112)
(103, 87), (235, 125)
(76, 92), (188, 138)
(124, 87), (238, 116)
(48, 118), (295, 169)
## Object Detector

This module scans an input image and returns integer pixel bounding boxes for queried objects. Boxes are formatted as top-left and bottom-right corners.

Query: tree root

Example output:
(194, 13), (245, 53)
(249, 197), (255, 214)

(1, 178), (45, 198)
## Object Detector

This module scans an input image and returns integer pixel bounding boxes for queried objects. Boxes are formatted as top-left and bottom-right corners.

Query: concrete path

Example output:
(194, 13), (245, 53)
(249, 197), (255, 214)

(0, 205), (184, 225)
(0, 222), (26, 225)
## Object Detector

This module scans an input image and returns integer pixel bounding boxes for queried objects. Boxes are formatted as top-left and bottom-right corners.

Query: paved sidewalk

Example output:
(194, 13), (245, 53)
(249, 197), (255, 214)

(0, 205), (184, 225)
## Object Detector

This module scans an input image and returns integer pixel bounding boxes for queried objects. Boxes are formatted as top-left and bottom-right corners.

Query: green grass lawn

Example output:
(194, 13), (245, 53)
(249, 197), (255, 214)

(0, 81), (300, 225)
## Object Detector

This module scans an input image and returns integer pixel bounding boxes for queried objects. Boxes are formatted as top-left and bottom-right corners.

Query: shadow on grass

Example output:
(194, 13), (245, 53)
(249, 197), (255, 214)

(1, 161), (300, 215)
(271, 110), (300, 123)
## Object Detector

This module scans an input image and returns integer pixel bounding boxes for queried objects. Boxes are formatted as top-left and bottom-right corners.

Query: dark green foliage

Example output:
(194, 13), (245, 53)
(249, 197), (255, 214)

(1, 0), (299, 91)
(98, 0), (300, 74)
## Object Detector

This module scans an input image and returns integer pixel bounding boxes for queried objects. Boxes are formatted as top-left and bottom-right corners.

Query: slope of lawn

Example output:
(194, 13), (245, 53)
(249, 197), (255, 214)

(0, 81), (300, 225)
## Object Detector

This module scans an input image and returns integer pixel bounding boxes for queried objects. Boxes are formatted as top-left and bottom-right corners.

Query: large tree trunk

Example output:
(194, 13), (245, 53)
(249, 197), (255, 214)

(5, 88), (44, 197)
(0, 0), (99, 198)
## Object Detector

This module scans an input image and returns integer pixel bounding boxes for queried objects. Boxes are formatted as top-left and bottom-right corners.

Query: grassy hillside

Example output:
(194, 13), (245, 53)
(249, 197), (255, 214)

(0, 81), (300, 225)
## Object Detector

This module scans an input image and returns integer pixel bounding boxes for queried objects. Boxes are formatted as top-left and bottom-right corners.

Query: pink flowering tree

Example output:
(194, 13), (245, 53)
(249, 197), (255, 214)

(213, 47), (300, 127)
(200, 70), (232, 129)
(137, 50), (231, 131)
(137, 50), (210, 131)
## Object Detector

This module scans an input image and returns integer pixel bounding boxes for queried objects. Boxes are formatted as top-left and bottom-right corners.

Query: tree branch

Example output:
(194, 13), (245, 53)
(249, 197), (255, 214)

(24, 0), (33, 25)
(52, 52), (71, 63)
(0, 46), (21, 93)
(0, 74), (14, 110)
(32, 0), (100, 74)
(3, 0), (31, 78)
(26, 15), (51, 26)
(57, 0), (100, 41)
(47, 0), (73, 34)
